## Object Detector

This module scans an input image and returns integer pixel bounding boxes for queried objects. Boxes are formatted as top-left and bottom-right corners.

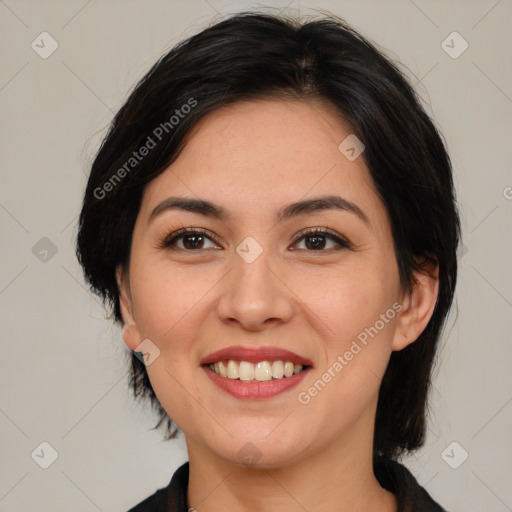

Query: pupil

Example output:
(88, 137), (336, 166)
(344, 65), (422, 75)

(184, 234), (203, 249)
(307, 235), (325, 250)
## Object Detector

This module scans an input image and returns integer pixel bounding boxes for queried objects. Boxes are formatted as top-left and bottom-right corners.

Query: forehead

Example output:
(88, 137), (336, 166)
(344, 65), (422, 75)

(175, 98), (364, 178)
(140, 98), (384, 226)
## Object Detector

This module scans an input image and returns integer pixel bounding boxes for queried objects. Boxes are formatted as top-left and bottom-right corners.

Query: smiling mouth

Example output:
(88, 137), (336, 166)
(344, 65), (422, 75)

(206, 360), (309, 382)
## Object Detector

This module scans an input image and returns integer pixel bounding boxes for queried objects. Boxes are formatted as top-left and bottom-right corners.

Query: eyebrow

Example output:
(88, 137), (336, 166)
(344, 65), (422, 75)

(148, 195), (370, 226)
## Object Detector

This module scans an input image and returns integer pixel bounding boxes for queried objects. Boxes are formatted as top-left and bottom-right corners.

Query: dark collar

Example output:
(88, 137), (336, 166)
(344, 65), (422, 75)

(128, 456), (447, 512)
(373, 456), (447, 511)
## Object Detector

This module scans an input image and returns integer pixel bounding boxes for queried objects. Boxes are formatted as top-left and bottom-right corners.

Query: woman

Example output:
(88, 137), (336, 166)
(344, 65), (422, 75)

(76, 12), (460, 512)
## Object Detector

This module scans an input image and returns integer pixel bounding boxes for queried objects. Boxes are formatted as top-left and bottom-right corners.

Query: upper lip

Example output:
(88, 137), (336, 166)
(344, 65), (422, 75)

(200, 345), (313, 366)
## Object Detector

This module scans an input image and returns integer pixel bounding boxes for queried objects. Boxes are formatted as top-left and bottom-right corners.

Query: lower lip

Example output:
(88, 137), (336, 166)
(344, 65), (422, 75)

(203, 365), (311, 400)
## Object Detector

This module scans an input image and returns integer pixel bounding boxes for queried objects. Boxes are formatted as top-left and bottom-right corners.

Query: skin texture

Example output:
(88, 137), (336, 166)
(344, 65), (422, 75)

(117, 99), (438, 512)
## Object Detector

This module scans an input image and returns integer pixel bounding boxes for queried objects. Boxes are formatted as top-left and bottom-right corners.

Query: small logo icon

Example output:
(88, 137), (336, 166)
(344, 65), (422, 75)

(236, 236), (263, 263)
(441, 32), (468, 59)
(32, 237), (58, 263)
(503, 186), (512, 200)
(31, 32), (59, 59)
(236, 442), (262, 465)
(338, 134), (365, 161)
(441, 441), (469, 469)
(31, 441), (59, 469)
(134, 339), (160, 365)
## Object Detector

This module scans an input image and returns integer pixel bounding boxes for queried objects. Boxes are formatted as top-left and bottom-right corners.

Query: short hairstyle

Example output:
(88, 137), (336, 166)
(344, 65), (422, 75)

(76, 12), (461, 460)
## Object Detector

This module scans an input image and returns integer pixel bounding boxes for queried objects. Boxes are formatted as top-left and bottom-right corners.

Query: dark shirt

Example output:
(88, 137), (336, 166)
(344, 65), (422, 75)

(127, 456), (447, 512)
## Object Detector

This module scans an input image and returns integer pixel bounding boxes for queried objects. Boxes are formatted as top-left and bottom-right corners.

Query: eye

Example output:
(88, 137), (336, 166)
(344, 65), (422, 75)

(159, 227), (352, 253)
(291, 228), (352, 252)
(159, 228), (221, 251)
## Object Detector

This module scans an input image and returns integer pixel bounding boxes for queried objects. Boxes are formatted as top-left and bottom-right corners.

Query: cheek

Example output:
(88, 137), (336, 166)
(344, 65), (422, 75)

(292, 263), (399, 402)
(295, 263), (398, 344)
(294, 271), (399, 432)
(130, 263), (214, 344)
(129, 267), (214, 433)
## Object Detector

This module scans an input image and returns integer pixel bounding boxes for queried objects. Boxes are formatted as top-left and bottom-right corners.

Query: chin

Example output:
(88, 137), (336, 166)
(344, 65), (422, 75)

(212, 429), (309, 470)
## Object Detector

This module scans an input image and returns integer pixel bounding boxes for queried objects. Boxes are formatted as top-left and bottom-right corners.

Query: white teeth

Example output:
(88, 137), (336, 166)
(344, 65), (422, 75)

(218, 360), (227, 377)
(227, 360), (239, 379)
(209, 360), (305, 381)
(239, 361), (255, 381)
(284, 361), (294, 377)
(254, 361), (272, 381)
(272, 360), (284, 379)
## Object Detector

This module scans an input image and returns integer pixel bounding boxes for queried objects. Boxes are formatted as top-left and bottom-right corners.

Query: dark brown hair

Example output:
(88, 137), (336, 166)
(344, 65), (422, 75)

(76, 12), (460, 460)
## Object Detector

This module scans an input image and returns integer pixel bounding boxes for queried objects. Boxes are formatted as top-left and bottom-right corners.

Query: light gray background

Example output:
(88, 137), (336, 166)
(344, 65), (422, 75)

(1, 0), (511, 511)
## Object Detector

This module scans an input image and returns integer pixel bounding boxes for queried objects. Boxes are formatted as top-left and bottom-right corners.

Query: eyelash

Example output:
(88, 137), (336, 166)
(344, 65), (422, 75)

(158, 227), (352, 252)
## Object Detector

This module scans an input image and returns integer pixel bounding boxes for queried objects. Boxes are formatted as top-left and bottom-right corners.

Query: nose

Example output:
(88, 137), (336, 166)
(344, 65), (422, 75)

(216, 249), (295, 332)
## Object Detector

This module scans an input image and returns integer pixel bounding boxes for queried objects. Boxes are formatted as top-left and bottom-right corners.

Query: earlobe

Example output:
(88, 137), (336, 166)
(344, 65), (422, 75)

(116, 266), (141, 351)
(392, 264), (439, 352)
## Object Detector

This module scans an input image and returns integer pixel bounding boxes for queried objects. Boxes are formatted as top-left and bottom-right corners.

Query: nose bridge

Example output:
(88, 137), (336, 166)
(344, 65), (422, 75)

(216, 238), (293, 329)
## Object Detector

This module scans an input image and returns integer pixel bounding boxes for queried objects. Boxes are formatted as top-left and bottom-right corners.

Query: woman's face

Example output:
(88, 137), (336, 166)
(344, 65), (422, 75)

(118, 98), (416, 467)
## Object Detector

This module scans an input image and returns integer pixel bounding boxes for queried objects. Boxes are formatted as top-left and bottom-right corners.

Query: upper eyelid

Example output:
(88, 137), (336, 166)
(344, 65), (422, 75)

(171, 227), (221, 243)
(292, 226), (346, 241)
(160, 227), (221, 248)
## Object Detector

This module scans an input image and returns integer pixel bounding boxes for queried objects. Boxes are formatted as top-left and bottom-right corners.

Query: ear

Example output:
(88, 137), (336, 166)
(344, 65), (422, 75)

(116, 265), (142, 351)
(392, 261), (439, 351)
